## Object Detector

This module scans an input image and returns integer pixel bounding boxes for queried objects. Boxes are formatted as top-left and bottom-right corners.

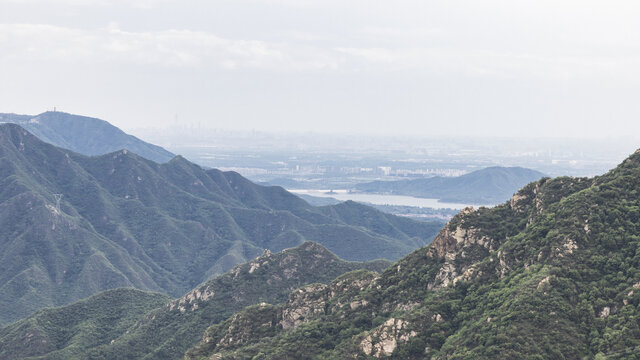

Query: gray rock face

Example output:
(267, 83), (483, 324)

(360, 318), (417, 358)
(280, 284), (329, 329)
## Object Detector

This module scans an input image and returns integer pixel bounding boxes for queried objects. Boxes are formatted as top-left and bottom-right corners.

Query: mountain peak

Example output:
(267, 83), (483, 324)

(0, 111), (175, 163)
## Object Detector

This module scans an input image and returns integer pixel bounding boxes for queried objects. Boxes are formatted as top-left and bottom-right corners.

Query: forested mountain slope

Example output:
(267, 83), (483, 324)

(0, 289), (170, 360)
(0, 124), (440, 325)
(187, 150), (640, 359)
(0, 243), (388, 360)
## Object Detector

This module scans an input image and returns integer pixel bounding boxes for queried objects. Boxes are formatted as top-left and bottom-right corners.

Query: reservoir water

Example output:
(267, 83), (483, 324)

(288, 189), (485, 210)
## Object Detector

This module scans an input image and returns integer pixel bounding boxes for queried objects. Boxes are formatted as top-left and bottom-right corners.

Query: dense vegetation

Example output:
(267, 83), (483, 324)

(0, 111), (175, 163)
(0, 242), (389, 360)
(0, 288), (169, 360)
(0, 124), (442, 325)
(355, 166), (545, 204)
(186, 150), (640, 359)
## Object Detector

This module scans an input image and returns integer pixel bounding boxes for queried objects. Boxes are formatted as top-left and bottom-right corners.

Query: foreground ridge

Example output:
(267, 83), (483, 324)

(185, 149), (640, 359)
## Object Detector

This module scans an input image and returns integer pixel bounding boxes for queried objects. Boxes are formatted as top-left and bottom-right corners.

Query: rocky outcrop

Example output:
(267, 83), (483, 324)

(178, 245), (389, 360)
(167, 286), (215, 312)
(185, 270), (385, 359)
(426, 208), (497, 290)
(208, 303), (278, 349)
(279, 271), (382, 330)
(330, 271), (379, 298)
(509, 181), (543, 215)
(360, 318), (417, 358)
(427, 208), (483, 258)
(280, 284), (329, 329)
(184, 151), (640, 360)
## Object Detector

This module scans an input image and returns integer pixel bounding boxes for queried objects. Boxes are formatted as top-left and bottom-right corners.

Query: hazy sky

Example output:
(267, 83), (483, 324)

(1, 0), (640, 137)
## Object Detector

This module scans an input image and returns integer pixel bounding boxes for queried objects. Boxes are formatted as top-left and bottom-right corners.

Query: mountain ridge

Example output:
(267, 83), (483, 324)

(0, 111), (175, 163)
(355, 166), (546, 204)
(0, 242), (390, 360)
(184, 149), (640, 359)
(0, 123), (442, 325)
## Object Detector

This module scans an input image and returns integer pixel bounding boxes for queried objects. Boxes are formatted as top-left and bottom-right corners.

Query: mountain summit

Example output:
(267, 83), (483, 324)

(0, 111), (174, 163)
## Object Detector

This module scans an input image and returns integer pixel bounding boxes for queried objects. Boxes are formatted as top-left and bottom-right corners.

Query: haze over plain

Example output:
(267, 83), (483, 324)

(2, 0), (640, 138)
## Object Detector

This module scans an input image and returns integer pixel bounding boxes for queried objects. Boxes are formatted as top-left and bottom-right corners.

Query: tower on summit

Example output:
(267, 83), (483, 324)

(53, 194), (62, 213)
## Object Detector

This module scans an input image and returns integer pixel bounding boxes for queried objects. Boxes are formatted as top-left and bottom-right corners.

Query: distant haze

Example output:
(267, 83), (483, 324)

(1, 0), (640, 138)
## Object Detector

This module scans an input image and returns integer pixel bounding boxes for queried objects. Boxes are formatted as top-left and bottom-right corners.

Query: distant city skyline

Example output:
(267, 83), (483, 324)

(1, 0), (640, 138)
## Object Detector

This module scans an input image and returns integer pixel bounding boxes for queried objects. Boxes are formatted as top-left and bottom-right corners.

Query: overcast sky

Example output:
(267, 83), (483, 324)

(1, 0), (639, 138)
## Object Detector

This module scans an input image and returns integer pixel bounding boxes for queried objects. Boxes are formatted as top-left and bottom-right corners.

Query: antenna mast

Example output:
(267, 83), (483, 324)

(53, 194), (63, 213)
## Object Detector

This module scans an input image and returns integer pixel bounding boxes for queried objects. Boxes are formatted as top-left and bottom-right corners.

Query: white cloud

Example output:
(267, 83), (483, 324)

(0, 0), (169, 8)
(335, 46), (640, 80)
(357, 27), (444, 42)
(2, 0), (640, 137)
(0, 23), (343, 70)
(2, 0), (640, 79)
(2, 22), (637, 80)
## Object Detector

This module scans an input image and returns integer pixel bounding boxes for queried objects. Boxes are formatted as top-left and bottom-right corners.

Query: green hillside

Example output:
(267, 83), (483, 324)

(0, 242), (389, 360)
(0, 124), (442, 325)
(186, 150), (640, 359)
(355, 166), (546, 204)
(0, 288), (169, 360)
(0, 111), (175, 163)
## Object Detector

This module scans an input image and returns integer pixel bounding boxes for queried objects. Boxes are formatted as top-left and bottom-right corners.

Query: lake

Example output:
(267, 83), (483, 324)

(288, 189), (484, 210)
